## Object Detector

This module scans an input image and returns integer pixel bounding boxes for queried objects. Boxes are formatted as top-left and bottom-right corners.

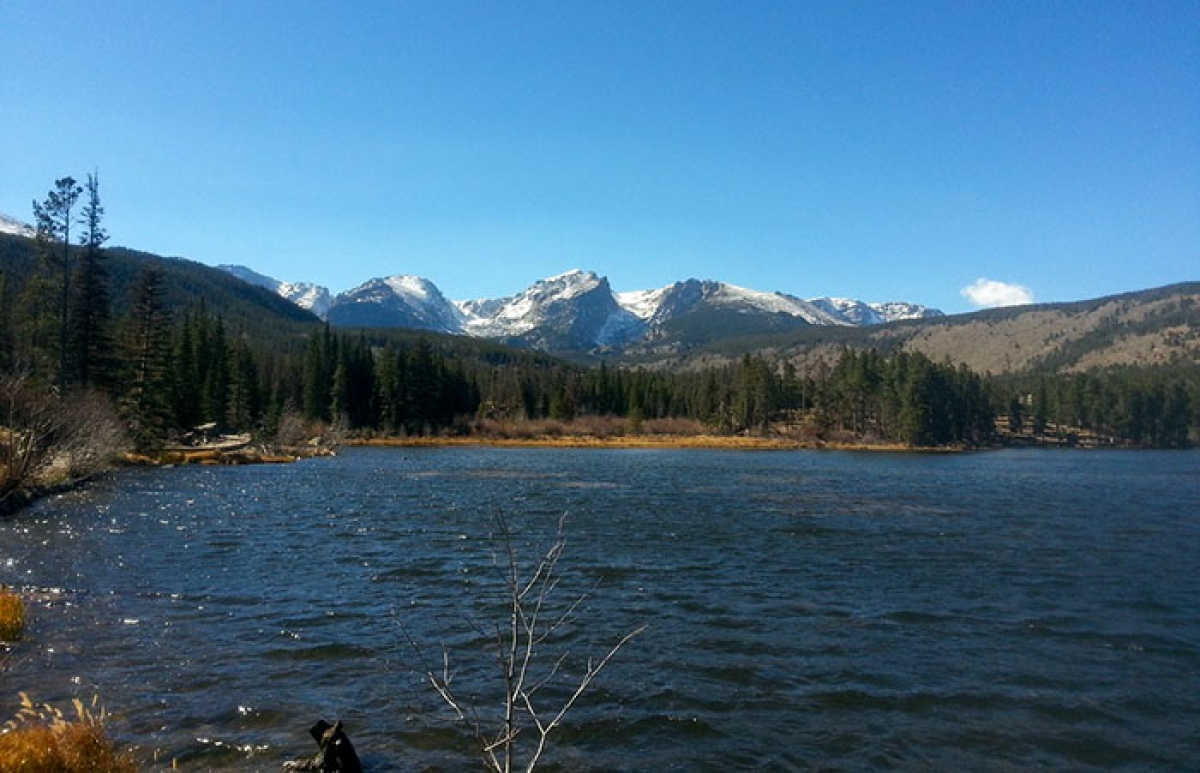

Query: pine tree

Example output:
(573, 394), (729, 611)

(0, 272), (11, 373)
(32, 176), (82, 390)
(171, 313), (202, 430)
(1161, 382), (1192, 448)
(406, 338), (438, 434)
(67, 172), (113, 390)
(225, 337), (262, 431)
(302, 323), (334, 420)
(199, 316), (229, 424)
(120, 268), (173, 451)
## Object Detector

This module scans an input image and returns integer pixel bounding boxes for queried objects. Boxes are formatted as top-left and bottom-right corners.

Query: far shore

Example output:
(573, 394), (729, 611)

(352, 434), (933, 452)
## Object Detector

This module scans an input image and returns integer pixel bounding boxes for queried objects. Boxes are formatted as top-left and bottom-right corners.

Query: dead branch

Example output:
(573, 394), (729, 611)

(404, 511), (644, 772)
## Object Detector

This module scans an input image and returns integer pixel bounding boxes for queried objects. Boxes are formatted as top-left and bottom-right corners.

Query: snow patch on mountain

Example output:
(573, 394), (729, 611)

(459, 270), (595, 337)
(0, 212), (35, 238)
(810, 297), (943, 325)
(709, 283), (846, 325)
(278, 281), (333, 318)
(596, 306), (647, 347)
(870, 300), (942, 322)
(219, 264), (332, 317)
(616, 287), (671, 320)
(626, 279), (847, 330)
(330, 275), (462, 331)
(384, 275), (435, 302)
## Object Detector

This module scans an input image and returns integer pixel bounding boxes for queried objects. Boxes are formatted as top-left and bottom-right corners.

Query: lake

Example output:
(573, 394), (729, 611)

(2, 447), (1198, 770)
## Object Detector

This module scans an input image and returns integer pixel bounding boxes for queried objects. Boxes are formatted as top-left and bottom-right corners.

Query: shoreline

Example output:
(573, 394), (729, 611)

(353, 435), (934, 452)
(3, 433), (1174, 517)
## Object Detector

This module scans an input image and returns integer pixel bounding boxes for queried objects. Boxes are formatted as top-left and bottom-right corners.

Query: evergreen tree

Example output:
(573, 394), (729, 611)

(67, 172), (113, 390)
(374, 344), (403, 431)
(199, 316), (229, 423)
(171, 313), (202, 430)
(32, 176), (82, 390)
(406, 338), (438, 434)
(225, 337), (262, 430)
(120, 267), (173, 451)
(1160, 382), (1192, 448)
(302, 323), (334, 420)
(343, 335), (376, 428)
(1032, 380), (1050, 436)
(0, 272), (11, 373)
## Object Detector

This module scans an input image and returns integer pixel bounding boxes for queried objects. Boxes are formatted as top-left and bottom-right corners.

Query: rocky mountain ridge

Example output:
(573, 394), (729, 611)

(221, 265), (942, 353)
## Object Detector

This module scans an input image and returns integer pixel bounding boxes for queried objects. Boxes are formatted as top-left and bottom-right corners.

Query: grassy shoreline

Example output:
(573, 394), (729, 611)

(353, 434), (928, 452)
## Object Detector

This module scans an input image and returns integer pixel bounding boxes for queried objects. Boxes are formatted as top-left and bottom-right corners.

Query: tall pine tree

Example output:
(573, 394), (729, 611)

(32, 176), (82, 390)
(120, 268), (173, 451)
(67, 172), (113, 391)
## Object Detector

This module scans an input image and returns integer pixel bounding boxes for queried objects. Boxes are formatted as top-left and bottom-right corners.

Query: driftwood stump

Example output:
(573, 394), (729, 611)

(282, 719), (362, 772)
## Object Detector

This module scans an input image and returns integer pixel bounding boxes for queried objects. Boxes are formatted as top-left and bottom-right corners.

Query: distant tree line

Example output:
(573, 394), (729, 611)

(995, 369), (1196, 448)
(285, 337), (998, 446)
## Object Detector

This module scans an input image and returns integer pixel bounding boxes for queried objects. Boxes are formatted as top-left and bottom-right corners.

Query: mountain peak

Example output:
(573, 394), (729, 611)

(330, 274), (462, 332)
(530, 269), (605, 298)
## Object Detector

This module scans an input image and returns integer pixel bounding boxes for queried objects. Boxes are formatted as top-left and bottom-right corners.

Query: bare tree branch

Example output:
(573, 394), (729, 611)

(402, 510), (644, 772)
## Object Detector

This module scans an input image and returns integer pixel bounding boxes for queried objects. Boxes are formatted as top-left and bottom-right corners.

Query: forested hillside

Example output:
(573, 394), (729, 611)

(635, 282), (1200, 378)
(622, 282), (1200, 447)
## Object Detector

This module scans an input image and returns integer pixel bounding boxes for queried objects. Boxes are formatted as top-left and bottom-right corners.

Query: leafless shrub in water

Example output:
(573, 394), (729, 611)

(401, 513), (645, 773)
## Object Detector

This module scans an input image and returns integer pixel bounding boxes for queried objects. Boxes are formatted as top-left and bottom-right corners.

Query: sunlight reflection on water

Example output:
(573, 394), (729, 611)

(1, 448), (1198, 770)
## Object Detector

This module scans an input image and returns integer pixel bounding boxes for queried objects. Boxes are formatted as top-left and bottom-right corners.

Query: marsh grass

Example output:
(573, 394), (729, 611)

(0, 589), (23, 641)
(0, 693), (136, 773)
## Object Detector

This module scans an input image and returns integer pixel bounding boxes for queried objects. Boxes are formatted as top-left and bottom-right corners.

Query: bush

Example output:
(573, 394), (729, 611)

(1, 373), (127, 508)
(0, 694), (136, 773)
(0, 589), (23, 641)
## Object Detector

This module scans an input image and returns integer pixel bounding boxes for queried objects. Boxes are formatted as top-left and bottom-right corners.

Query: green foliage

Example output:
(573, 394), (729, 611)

(32, 176), (83, 389)
(119, 268), (174, 451)
(995, 367), (1198, 447)
(67, 172), (114, 391)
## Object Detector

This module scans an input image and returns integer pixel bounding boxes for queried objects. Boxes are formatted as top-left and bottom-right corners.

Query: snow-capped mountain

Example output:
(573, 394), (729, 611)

(632, 279), (846, 329)
(219, 264), (333, 318)
(457, 270), (645, 349)
(218, 264), (942, 352)
(327, 275), (462, 332)
(809, 297), (942, 326)
(0, 212), (35, 238)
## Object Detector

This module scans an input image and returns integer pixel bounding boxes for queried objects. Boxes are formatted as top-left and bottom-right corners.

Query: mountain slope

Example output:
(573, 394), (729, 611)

(894, 283), (1200, 375)
(219, 264), (332, 318)
(0, 232), (319, 350)
(0, 213), (35, 238)
(651, 282), (1200, 377)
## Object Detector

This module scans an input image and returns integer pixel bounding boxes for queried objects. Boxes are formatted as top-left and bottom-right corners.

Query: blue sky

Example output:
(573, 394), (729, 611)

(2, 2), (1196, 313)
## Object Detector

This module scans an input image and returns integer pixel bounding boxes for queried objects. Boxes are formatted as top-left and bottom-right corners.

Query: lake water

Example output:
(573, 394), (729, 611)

(2, 447), (1198, 770)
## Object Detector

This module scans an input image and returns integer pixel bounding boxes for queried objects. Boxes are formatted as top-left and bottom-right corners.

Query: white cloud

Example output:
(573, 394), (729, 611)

(961, 278), (1034, 308)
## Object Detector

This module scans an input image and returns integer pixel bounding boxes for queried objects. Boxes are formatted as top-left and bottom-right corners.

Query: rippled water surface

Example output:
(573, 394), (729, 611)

(2, 448), (1198, 770)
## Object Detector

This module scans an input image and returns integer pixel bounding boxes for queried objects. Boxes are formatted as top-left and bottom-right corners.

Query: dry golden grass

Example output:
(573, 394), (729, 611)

(357, 432), (916, 451)
(0, 694), (136, 773)
(0, 589), (24, 641)
(353, 411), (928, 451)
